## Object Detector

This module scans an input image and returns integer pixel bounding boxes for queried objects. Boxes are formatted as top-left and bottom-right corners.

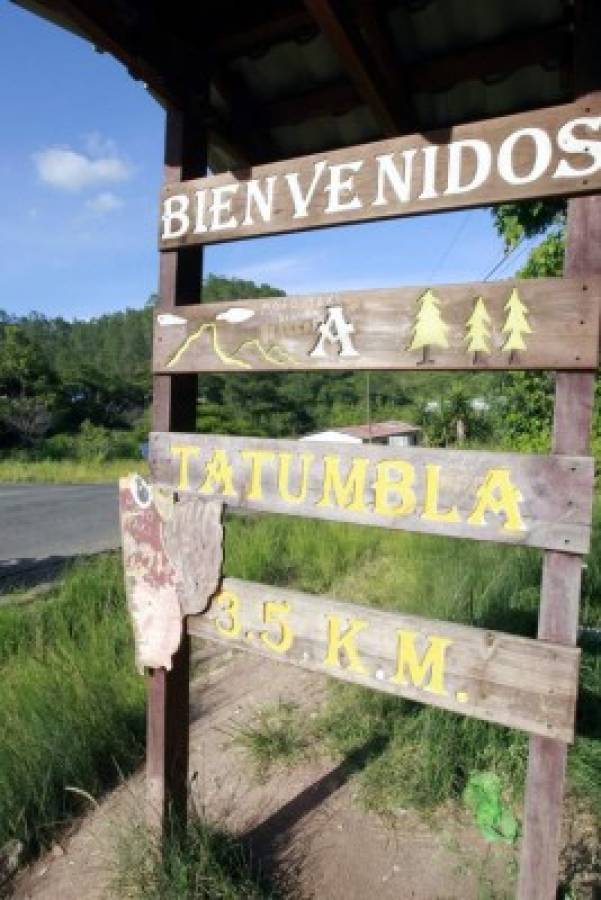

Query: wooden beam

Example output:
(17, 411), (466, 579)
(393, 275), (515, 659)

(303, 0), (400, 136)
(147, 105), (207, 833)
(517, 202), (599, 900)
(355, 0), (415, 128)
(518, 0), (601, 887)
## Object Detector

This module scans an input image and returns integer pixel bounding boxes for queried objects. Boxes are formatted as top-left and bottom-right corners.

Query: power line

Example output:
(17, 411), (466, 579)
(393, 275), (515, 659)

(429, 211), (471, 281)
(481, 236), (525, 281)
(492, 240), (531, 279)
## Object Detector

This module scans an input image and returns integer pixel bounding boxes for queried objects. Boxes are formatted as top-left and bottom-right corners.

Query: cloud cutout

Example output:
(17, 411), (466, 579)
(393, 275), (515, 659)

(86, 192), (124, 213)
(33, 144), (131, 191)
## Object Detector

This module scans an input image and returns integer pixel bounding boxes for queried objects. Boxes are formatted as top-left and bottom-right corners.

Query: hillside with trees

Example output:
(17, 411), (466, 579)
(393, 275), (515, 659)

(2, 206), (599, 463)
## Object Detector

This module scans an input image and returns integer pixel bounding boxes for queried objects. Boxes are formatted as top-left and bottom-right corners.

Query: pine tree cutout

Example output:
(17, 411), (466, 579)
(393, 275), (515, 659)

(465, 296), (491, 358)
(501, 288), (532, 353)
(408, 289), (449, 362)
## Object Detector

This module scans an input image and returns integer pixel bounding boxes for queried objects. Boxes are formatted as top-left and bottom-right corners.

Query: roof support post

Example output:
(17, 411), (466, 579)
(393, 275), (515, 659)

(147, 102), (207, 834)
(517, 4), (601, 895)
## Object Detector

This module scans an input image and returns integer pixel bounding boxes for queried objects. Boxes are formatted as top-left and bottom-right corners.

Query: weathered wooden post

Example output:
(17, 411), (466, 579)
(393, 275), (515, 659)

(147, 103), (207, 830)
(517, 0), (601, 890)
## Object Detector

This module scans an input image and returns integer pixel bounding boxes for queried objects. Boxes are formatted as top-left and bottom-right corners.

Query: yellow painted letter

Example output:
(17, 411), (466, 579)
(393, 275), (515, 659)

(422, 464), (460, 523)
(317, 456), (368, 511)
(391, 630), (452, 695)
(171, 444), (200, 490)
(199, 449), (236, 497)
(240, 449), (275, 500)
(467, 468), (525, 532)
(213, 591), (242, 639)
(374, 460), (416, 516)
(278, 452), (314, 503)
(324, 615), (368, 674)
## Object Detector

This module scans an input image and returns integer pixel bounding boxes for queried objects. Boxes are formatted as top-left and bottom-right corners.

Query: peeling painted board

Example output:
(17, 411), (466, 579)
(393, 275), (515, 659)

(149, 432), (594, 554)
(160, 98), (601, 249)
(119, 473), (223, 670)
(187, 577), (580, 742)
(153, 278), (600, 373)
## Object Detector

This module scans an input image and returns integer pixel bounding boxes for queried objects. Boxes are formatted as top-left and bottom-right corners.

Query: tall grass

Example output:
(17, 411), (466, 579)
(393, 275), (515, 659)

(0, 555), (145, 855)
(113, 816), (279, 899)
(227, 506), (601, 815)
(0, 458), (148, 483)
(1, 502), (598, 879)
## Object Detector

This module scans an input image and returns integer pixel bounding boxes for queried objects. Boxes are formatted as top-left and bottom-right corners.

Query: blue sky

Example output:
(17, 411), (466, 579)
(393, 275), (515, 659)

(0, 2), (543, 321)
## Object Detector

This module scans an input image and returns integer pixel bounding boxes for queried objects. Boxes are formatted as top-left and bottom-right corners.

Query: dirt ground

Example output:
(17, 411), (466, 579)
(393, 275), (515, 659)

(8, 645), (596, 900)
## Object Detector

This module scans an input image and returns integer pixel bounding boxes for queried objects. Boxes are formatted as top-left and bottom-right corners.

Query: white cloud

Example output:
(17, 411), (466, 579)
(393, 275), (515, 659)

(86, 192), (124, 213)
(33, 144), (131, 191)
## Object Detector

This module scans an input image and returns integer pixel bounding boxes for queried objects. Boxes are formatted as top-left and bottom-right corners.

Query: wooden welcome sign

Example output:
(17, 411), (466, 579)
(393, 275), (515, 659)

(150, 432), (594, 553)
(160, 98), (601, 248)
(140, 79), (601, 900)
(154, 277), (600, 372)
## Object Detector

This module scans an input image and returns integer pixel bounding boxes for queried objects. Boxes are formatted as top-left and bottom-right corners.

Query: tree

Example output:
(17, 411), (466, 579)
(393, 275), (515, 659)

(465, 297), (491, 356)
(493, 200), (565, 250)
(518, 231), (564, 278)
(0, 324), (59, 446)
(501, 289), (532, 353)
(408, 290), (449, 361)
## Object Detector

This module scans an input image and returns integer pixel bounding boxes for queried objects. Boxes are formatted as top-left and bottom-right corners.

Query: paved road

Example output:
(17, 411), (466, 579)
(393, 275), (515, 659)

(0, 483), (120, 588)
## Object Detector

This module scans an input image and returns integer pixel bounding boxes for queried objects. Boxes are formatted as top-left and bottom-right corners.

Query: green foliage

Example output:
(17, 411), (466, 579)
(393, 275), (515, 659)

(416, 388), (492, 447)
(229, 502), (601, 817)
(202, 273), (285, 302)
(0, 324), (60, 446)
(0, 555), (145, 855)
(490, 372), (554, 453)
(517, 230), (565, 278)
(113, 815), (279, 899)
(224, 512), (383, 593)
(462, 773), (519, 844)
(492, 200), (565, 249)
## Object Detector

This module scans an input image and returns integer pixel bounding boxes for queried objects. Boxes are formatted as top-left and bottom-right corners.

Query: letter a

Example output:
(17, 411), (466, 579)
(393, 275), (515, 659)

(310, 306), (359, 358)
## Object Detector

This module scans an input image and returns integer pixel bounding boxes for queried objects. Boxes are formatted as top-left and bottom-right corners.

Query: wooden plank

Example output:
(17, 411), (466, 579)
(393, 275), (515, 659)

(149, 433), (594, 554)
(153, 277), (600, 373)
(160, 98), (601, 249)
(188, 577), (580, 742)
(147, 105), (207, 832)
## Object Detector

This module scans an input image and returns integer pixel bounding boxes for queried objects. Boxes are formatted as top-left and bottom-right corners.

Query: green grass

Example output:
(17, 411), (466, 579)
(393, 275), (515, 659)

(1, 498), (598, 891)
(113, 816), (280, 899)
(233, 701), (311, 777)
(0, 555), (145, 855)
(0, 458), (148, 483)
(226, 506), (601, 819)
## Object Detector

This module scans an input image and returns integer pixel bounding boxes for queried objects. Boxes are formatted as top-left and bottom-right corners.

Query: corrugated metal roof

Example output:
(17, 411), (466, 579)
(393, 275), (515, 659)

(14, 0), (578, 169)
